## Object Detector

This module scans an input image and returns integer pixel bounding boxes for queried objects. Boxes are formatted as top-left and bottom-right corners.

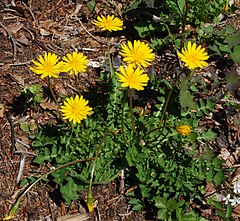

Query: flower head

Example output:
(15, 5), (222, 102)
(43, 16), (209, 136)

(177, 42), (209, 70)
(93, 15), (123, 32)
(116, 64), (149, 91)
(60, 95), (92, 124)
(119, 40), (155, 68)
(87, 189), (94, 212)
(62, 52), (88, 75)
(30, 52), (63, 79)
(176, 125), (192, 136)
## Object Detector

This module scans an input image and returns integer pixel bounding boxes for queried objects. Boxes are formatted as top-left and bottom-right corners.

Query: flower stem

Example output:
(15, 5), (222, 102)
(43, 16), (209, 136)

(129, 88), (136, 133)
(75, 74), (80, 94)
(107, 32), (114, 78)
(87, 128), (110, 211)
(121, 90), (128, 145)
(48, 77), (59, 107)
(81, 123), (95, 147)
(5, 157), (94, 220)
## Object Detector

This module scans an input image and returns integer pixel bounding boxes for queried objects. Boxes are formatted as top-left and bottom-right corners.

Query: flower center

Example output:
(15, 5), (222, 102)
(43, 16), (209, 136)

(45, 63), (53, 72)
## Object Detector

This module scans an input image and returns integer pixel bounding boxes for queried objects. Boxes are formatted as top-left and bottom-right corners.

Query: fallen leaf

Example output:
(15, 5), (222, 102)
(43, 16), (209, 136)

(0, 104), (4, 118)
(40, 100), (58, 110)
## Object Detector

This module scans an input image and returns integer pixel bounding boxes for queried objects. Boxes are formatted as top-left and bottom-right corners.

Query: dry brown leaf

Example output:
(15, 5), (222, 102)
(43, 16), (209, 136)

(16, 33), (30, 45)
(39, 19), (55, 30)
(40, 100), (58, 110)
(0, 104), (4, 118)
(57, 213), (89, 221)
(6, 22), (24, 34)
(40, 28), (51, 36)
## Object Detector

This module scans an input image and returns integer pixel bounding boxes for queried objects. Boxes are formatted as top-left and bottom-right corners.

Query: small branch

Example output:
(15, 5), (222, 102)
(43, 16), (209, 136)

(0, 21), (17, 61)
(6, 112), (15, 153)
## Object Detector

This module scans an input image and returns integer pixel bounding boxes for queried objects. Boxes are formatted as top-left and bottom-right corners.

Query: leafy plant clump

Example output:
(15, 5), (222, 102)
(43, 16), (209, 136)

(5, 0), (239, 220)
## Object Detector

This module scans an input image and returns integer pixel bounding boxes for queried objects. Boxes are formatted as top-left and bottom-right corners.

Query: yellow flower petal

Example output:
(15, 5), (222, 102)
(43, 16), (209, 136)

(178, 42), (209, 70)
(119, 40), (155, 68)
(116, 64), (149, 90)
(60, 95), (92, 124)
(30, 52), (63, 79)
(93, 15), (123, 32)
(62, 52), (89, 75)
(176, 125), (192, 136)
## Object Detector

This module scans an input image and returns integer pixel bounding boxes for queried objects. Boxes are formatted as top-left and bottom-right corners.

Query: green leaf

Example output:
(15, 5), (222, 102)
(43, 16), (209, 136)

(180, 76), (196, 110)
(230, 45), (240, 64)
(134, 21), (156, 38)
(213, 170), (225, 186)
(157, 208), (168, 220)
(19, 121), (29, 132)
(178, 0), (186, 14)
(155, 196), (167, 209)
(224, 30), (240, 49)
(226, 202), (232, 218)
(167, 198), (178, 212)
(87, 0), (95, 13)
(60, 177), (80, 205)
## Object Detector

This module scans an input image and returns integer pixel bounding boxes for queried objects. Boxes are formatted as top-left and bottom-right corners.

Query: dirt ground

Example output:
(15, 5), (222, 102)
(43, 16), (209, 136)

(0, 0), (240, 220)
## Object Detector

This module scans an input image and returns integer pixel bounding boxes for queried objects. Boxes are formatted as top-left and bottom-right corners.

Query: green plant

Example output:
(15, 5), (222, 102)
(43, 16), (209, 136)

(5, 1), (238, 220)
(22, 84), (44, 107)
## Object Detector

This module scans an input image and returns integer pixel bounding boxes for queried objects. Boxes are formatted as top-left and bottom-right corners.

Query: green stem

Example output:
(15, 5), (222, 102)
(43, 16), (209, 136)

(146, 71), (183, 137)
(121, 90), (128, 145)
(75, 74), (80, 94)
(107, 32), (114, 77)
(87, 128), (110, 211)
(129, 88), (135, 133)
(180, 0), (189, 50)
(81, 123), (95, 147)
(6, 157), (94, 219)
(48, 77), (59, 107)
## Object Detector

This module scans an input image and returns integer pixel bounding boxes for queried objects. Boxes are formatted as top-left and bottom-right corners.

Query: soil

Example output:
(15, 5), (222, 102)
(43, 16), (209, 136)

(0, 0), (239, 221)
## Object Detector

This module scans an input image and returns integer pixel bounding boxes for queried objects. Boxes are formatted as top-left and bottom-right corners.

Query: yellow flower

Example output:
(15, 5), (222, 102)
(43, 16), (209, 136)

(116, 64), (149, 91)
(176, 125), (192, 136)
(87, 189), (94, 212)
(30, 52), (63, 79)
(177, 42), (209, 70)
(62, 52), (89, 75)
(93, 15), (123, 32)
(119, 40), (155, 68)
(3, 214), (14, 220)
(60, 95), (92, 124)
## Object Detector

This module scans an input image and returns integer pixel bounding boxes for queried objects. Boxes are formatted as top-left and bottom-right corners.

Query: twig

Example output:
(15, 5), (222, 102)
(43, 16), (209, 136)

(0, 21), (17, 61)
(75, 16), (104, 45)
(6, 112), (15, 153)
(0, 60), (32, 67)
(16, 154), (26, 183)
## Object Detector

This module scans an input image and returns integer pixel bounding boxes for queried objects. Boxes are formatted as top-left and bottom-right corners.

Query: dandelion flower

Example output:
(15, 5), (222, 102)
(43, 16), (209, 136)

(30, 52), (63, 79)
(60, 95), (92, 124)
(62, 52), (89, 75)
(116, 64), (149, 91)
(176, 125), (192, 136)
(178, 42), (209, 69)
(119, 40), (155, 68)
(93, 15), (123, 32)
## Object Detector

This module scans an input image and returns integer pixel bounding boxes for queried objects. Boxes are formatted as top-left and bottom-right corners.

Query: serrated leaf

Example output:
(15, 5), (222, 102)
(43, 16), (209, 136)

(155, 196), (167, 209)
(167, 198), (178, 212)
(214, 170), (225, 186)
(60, 177), (80, 205)
(224, 30), (240, 49)
(230, 45), (240, 64)
(157, 208), (168, 220)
